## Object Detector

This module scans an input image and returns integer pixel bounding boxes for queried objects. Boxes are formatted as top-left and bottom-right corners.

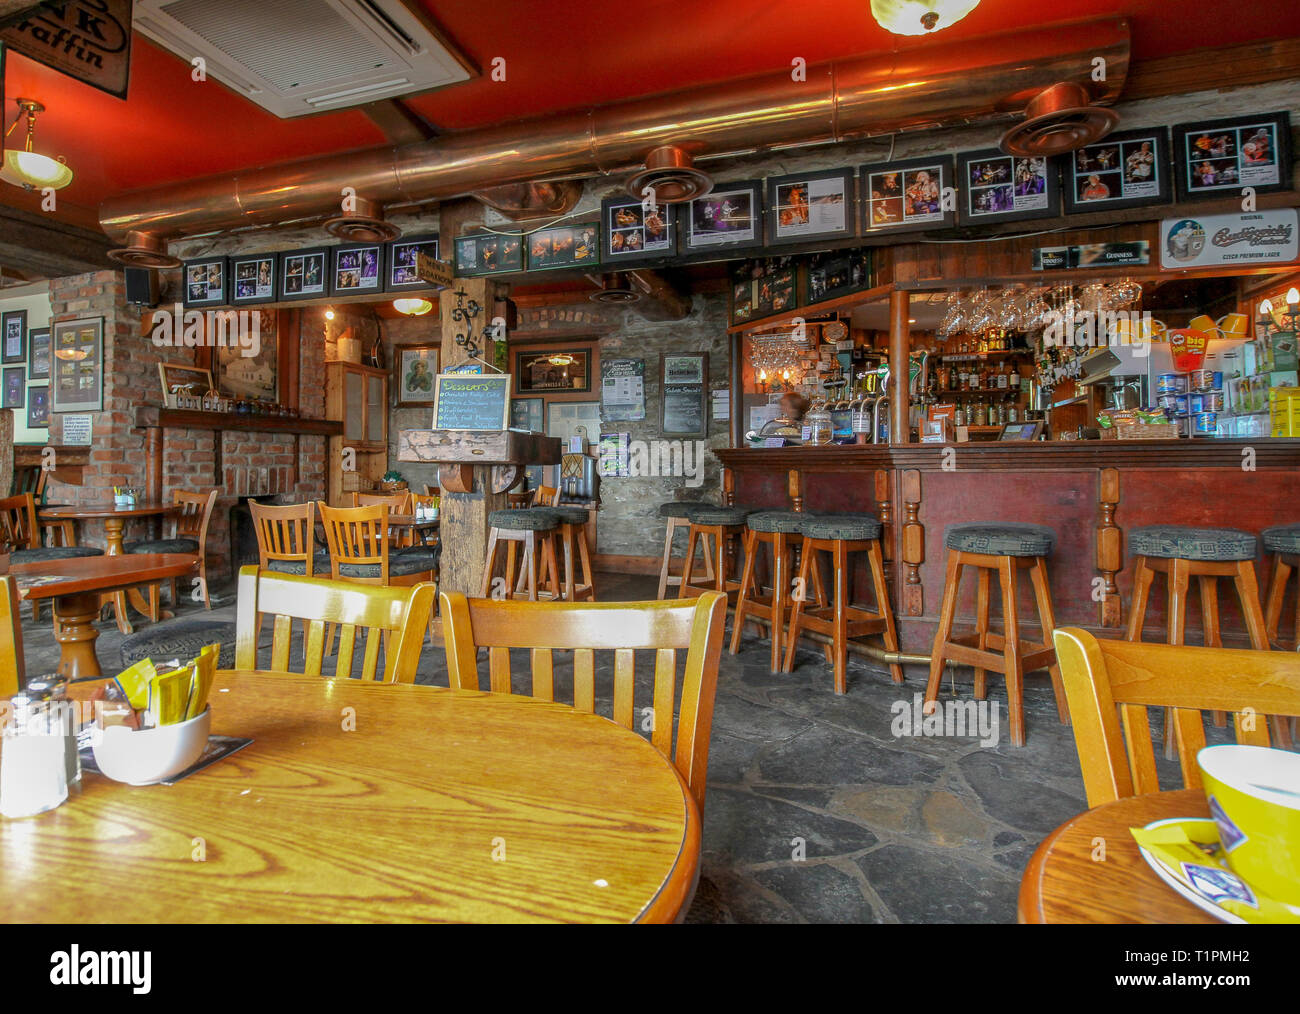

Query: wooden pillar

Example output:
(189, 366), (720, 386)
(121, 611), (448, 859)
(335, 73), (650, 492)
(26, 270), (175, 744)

(901, 469), (924, 616)
(1097, 467), (1123, 627)
(888, 289), (911, 444)
(145, 425), (163, 505)
(0, 410), (12, 496)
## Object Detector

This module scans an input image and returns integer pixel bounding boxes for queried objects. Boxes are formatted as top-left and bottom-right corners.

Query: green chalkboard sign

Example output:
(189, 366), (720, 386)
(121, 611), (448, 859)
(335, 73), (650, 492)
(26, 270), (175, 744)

(433, 373), (511, 431)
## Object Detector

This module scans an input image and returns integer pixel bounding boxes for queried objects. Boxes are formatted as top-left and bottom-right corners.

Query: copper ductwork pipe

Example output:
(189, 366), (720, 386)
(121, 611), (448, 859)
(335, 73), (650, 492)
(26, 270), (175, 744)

(100, 17), (1129, 248)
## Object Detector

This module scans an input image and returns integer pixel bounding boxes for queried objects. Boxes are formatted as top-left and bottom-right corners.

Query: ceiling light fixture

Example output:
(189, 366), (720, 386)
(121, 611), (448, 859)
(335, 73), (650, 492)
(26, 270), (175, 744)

(870, 0), (980, 36)
(393, 298), (433, 316)
(324, 308), (336, 320)
(1, 98), (73, 191)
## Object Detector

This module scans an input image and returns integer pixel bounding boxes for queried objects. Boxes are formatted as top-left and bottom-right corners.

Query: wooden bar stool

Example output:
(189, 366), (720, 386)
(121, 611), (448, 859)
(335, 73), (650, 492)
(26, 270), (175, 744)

(480, 509), (561, 601)
(924, 523), (1066, 747)
(656, 501), (714, 599)
(730, 510), (806, 672)
(1262, 524), (1300, 649)
(678, 506), (752, 603)
(539, 505), (597, 601)
(782, 514), (901, 695)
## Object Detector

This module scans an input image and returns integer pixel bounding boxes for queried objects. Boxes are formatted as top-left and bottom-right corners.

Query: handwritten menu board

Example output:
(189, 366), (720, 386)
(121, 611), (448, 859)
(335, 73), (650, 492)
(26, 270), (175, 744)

(661, 353), (708, 437)
(433, 373), (511, 431)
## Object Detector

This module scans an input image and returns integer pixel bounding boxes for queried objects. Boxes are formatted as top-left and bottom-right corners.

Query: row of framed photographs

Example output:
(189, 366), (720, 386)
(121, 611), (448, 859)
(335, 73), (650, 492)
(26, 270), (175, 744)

(454, 223), (600, 277)
(182, 234), (440, 308)
(2, 366), (50, 428)
(1, 309), (52, 379)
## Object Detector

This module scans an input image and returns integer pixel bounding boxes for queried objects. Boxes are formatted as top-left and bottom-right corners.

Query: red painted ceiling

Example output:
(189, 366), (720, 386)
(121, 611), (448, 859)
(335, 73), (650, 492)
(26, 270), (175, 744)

(1, 0), (1297, 234)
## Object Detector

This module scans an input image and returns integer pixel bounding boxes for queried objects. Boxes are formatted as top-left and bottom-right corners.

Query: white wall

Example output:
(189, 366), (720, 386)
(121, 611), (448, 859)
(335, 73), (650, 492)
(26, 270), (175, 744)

(0, 282), (52, 444)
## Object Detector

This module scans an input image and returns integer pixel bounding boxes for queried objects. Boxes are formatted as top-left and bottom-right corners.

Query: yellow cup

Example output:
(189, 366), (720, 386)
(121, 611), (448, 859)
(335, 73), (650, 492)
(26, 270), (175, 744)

(1198, 745), (1300, 907)
(1218, 312), (1249, 337)
(1189, 314), (1217, 334)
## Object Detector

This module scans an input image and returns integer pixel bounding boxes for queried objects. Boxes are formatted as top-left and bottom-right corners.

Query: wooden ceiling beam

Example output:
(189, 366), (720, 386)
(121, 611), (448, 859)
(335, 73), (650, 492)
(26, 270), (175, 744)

(1122, 36), (1300, 102)
(359, 99), (437, 146)
(0, 203), (114, 279)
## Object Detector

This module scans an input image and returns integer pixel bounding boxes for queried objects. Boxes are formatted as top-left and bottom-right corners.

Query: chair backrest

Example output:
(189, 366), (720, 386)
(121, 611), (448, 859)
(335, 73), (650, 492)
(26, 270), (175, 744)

(440, 591), (728, 813)
(507, 492), (532, 509)
(11, 465), (45, 499)
(0, 493), (38, 553)
(353, 491), (411, 513)
(234, 565), (434, 681)
(318, 502), (390, 583)
(532, 485), (560, 507)
(0, 575), (25, 695)
(249, 500), (319, 574)
(1053, 627), (1300, 808)
(172, 488), (219, 546)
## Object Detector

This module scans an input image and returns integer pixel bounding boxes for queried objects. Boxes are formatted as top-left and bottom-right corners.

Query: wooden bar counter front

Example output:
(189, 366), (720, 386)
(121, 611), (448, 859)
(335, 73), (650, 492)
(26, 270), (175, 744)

(715, 440), (1300, 667)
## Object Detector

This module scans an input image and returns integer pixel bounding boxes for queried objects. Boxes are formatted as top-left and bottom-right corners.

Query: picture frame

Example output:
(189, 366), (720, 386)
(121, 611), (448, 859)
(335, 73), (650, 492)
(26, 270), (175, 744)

(601, 195), (676, 264)
(806, 247), (873, 304)
(663, 353), (706, 386)
(50, 317), (104, 414)
(385, 233), (441, 291)
(1173, 111), (1293, 202)
(1063, 128), (1172, 214)
(276, 248), (329, 301)
(182, 257), (229, 308)
(26, 326), (51, 380)
(2, 367), (24, 409)
(157, 362), (215, 409)
(26, 384), (49, 428)
(509, 396), (545, 432)
(765, 168), (855, 246)
(2, 309), (27, 364)
(394, 343), (440, 408)
(681, 178), (765, 256)
(453, 231), (523, 276)
(213, 308), (278, 402)
(526, 222), (601, 272)
(229, 253), (278, 305)
(862, 155), (957, 234)
(729, 256), (799, 325)
(661, 351), (708, 438)
(957, 149), (1061, 226)
(330, 242), (385, 297)
(546, 400), (601, 446)
(515, 348), (592, 393)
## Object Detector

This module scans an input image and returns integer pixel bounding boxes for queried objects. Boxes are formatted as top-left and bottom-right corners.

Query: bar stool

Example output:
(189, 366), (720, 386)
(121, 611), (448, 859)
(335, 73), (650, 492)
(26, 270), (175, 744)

(924, 523), (1066, 747)
(656, 501), (713, 599)
(782, 513), (901, 695)
(678, 506), (752, 603)
(731, 510), (806, 671)
(534, 505), (596, 601)
(1262, 524), (1300, 649)
(480, 509), (560, 601)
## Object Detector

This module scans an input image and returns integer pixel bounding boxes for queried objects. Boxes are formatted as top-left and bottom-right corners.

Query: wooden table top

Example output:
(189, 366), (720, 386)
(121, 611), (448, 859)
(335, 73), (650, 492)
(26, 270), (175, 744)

(1019, 789), (1216, 924)
(40, 503), (175, 519)
(9, 553), (198, 600)
(385, 514), (439, 528)
(3, 670), (699, 923)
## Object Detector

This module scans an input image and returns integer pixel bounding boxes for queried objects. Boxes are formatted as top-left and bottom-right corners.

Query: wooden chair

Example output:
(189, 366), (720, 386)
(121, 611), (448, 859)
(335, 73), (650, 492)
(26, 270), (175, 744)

(532, 485), (561, 507)
(1, 575), (25, 695)
(1052, 627), (1300, 808)
(352, 490), (411, 513)
(402, 493), (440, 550)
(12, 466), (77, 549)
(0, 493), (104, 622)
(249, 500), (326, 576)
(233, 566), (434, 682)
(441, 590), (728, 813)
(127, 487), (219, 614)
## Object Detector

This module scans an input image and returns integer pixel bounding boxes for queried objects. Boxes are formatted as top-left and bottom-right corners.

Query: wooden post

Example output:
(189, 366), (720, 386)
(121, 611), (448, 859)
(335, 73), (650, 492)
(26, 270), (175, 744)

(145, 424), (163, 505)
(901, 468), (924, 616)
(1097, 467), (1123, 627)
(888, 289), (910, 444)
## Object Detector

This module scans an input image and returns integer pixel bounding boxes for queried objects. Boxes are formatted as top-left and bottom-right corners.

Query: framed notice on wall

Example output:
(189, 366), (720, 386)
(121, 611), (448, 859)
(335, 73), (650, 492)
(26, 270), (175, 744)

(957, 149), (1060, 226)
(661, 352), (708, 438)
(1172, 111), (1293, 202)
(230, 253), (277, 305)
(50, 317), (103, 414)
(765, 168), (855, 246)
(330, 243), (384, 297)
(601, 357), (645, 421)
(862, 155), (956, 234)
(729, 256), (798, 325)
(1062, 128), (1171, 214)
(527, 222), (600, 272)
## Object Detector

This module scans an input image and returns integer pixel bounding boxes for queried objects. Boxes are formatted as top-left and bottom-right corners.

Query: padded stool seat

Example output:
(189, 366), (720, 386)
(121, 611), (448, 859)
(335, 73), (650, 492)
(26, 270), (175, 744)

(120, 616), (238, 670)
(125, 537), (200, 555)
(266, 550), (333, 576)
(943, 523), (1055, 557)
(10, 546), (102, 564)
(540, 505), (591, 526)
(1262, 524), (1300, 556)
(486, 509), (559, 531)
(340, 547), (438, 580)
(1129, 525), (1256, 561)
(690, 507), (752, 527)
(747, 510), (809, 534)
(798, 514), (882, 541)
(657, 501), (708, 520)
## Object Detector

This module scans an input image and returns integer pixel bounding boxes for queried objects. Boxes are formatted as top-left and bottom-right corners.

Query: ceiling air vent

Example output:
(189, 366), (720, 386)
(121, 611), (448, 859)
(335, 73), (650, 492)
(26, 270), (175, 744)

(134, 0), (474, 118)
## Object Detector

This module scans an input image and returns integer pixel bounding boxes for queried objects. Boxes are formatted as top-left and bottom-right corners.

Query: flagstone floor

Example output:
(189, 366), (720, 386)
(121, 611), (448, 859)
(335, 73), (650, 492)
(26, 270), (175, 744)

(19, 571), (1219, 923)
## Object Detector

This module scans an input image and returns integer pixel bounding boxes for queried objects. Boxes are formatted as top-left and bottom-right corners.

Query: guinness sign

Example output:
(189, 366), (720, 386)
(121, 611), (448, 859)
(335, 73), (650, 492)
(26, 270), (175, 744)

(1, 1), (133, 99)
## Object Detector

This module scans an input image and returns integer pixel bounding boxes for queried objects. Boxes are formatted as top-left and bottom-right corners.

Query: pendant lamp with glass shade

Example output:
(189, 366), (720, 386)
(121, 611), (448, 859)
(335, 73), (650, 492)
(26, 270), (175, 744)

(393, 298), (434, 316)
(871, 0), (980, 35)
(1, 99), (74, 191)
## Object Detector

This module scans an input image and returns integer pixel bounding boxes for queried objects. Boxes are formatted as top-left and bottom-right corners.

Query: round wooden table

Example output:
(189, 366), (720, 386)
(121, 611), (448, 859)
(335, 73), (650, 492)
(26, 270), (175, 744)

(3, 671), (700, 923)
(1019, 789), (1217, 924)
(40, 503), (178, 634)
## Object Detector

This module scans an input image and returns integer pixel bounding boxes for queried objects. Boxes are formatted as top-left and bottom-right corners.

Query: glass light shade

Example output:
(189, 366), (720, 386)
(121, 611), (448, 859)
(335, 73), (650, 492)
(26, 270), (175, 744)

(392, 298), (433, 316)
(1288, 288), (1300, 307)
(1, 149), (73, 190)
(870, 0), (980, 35)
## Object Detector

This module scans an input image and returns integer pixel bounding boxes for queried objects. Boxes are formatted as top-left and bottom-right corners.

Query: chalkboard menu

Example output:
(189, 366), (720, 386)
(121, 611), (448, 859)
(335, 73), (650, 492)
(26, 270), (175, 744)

(660, 352), (708, 437)
(433, 373), (511, 431)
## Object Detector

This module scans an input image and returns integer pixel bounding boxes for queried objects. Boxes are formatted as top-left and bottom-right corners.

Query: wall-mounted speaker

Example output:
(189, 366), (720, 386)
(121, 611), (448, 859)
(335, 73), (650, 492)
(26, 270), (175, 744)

(124, 266), (160, 307)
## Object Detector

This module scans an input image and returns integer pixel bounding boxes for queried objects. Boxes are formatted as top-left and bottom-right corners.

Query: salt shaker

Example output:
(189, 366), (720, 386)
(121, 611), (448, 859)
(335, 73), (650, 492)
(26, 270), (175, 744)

(24, 677), (80, 786)
(1, 693), (69, 819)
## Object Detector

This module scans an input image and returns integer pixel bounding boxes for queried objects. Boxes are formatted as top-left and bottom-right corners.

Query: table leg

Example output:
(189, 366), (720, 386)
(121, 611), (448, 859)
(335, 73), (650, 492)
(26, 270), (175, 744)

(52, 591), (103, 680)
(100, 516), (135, 634)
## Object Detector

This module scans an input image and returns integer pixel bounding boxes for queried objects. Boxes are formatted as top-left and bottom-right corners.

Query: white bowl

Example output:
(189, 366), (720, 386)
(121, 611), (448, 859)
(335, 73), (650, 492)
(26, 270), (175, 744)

(92, 707), (211, 785)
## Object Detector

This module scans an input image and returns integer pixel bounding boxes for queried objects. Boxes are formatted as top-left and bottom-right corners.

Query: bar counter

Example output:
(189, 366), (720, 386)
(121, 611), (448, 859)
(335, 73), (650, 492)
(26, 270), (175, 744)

(716, 440), (1300, 667)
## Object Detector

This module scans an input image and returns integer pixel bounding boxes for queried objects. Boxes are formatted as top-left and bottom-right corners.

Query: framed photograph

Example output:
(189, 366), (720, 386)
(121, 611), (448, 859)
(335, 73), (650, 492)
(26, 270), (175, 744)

(1173, 111), (1293, 202)
(453, 231), (523, 276)
(661, 352), (708, 438)
(50, 317), (103, 413)
(385, 234), (440, 291)
(230, 253), (277, 305)
(26, 384), (49, 428)
(806, 248), (873, 304)
(2, 309), (27, 364)
(516, 349), (591, 393)
(682, 179), (764, 255)
(213, 308), (277, 402)
(2, 367), (24, 409)
(729, 256), (799, 325)
(601, 195), (675, 264)
(1063, 128), (1171, 214)
(526, 222), (601, 272)
(277, 248), (329, 301)
(331, 242), (384, 297)
(957, 149), (1060, 226)
(157, 362), (215, 409)
(862, 155), (956, 234)
(26, 326), (50, 380)
(546, 400), (601, 446)
(394, 343), (440, 408)
(765, 168), (855, 245)
(182, 257), (228, 308)
(510, 396), (545, 432)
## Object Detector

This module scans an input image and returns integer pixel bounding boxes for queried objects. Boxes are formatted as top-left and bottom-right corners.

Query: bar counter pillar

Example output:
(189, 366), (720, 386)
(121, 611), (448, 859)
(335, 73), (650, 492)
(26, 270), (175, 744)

(889, 289), (910, 444)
